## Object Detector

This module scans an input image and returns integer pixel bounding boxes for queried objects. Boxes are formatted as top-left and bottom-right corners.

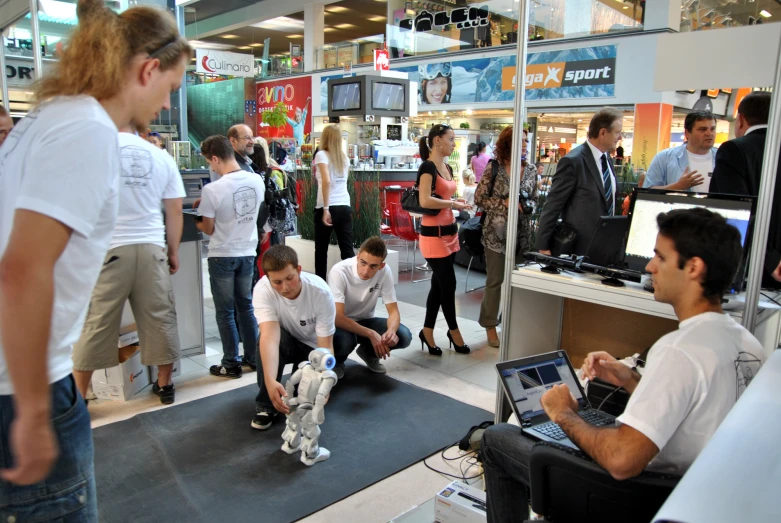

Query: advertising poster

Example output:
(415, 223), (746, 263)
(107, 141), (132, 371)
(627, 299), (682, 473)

(633, 103), (673, 172)
(257, 76), (312, 144)
(319, 45), (616, 110)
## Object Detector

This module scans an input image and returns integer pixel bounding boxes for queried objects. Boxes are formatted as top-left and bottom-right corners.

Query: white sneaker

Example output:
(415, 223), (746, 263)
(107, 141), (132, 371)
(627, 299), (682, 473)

(356, 346), (386, 374)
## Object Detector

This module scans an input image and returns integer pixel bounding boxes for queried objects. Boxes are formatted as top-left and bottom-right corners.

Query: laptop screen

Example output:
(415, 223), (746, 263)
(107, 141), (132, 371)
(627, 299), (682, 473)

(498, 351), (586, 421)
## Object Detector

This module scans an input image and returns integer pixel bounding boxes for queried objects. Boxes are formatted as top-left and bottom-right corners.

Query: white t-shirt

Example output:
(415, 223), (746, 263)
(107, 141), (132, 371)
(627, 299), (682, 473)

(253, 272), (336, 348)
(617, 312), (765, 476)
(0, 96), (119, 394)
(687, 150), (714, 193)
(198, 170), (265, 257)
(314, 150), (350, 208)
(328, 257), (397, 321)
(112, 133), (185, 249)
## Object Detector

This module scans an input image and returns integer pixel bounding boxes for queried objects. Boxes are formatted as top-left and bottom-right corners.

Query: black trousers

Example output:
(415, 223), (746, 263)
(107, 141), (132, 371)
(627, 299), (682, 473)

(314, 205), (354, 280)
(424, 252), (459, 330)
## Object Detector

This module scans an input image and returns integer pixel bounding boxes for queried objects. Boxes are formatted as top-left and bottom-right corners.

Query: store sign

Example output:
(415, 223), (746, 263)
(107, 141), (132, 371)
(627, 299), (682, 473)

(374, 49), (390, 71)
(256, 76), (312, 142)
(196, 49), (254, 78)
(399, 5), (489, 32)
(502, 58), (615, 90)
(4, 57), (54, 88)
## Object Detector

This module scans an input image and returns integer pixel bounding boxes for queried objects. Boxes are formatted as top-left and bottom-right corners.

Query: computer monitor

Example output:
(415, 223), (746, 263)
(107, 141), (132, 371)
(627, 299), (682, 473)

(624, 189), (756, 275)
(585, 216), (629, 267)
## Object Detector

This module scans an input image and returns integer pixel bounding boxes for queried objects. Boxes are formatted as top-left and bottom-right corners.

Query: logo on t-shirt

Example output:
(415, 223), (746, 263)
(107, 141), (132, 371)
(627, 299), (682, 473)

(300, 317), (316, 327)
(369, 283), (380, 293)
(233, 186), (258, 223)
(120, 146), (153, 188)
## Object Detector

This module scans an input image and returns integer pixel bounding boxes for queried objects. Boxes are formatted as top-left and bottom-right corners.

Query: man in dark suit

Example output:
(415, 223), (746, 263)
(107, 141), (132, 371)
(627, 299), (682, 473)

(709, 92), (779, 288)
(536, 108), (623, 256)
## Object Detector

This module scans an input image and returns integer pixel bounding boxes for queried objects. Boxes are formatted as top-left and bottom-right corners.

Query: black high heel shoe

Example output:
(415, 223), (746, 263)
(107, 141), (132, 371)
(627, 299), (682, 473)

(447, 331), (471, 354)
(418, 330), (442, 356)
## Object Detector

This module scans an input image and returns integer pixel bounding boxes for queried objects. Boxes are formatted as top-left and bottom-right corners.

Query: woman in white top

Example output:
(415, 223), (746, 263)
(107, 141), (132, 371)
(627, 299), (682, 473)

(462, 169), (477, 218)
(0, 0), (190, 517)
(313, 124), (354, 279)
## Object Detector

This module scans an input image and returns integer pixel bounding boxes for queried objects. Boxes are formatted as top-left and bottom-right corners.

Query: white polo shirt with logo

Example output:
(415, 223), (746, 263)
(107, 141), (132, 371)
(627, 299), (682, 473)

(328, 257), (396, 321)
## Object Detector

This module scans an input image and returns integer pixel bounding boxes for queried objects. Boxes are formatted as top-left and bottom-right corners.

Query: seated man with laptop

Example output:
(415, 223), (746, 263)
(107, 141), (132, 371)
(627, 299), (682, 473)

(482, 208), (766, 522)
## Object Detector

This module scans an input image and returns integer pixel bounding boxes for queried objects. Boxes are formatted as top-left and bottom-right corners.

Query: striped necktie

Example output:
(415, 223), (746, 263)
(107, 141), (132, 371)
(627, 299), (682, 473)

(601, 154), (614, 216)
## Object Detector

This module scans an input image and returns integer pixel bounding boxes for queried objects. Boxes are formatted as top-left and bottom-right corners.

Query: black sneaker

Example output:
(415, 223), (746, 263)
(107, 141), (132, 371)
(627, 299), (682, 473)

(209, 365), (242, 379)
(152, 380), (175, 405)
(241, 356), (257, 371)
(251, 409), (278, 430)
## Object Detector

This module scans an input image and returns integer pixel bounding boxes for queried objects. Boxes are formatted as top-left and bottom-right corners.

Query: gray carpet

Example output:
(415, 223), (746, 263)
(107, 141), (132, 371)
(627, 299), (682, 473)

(93, 361), (492, 523)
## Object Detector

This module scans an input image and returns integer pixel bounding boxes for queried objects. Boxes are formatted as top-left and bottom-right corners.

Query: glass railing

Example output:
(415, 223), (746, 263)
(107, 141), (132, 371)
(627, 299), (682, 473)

(679, 0), (778, 32)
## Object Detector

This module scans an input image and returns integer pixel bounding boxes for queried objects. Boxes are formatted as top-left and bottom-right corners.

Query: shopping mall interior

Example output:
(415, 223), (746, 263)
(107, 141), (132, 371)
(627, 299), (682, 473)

(1, 0), (780, 522)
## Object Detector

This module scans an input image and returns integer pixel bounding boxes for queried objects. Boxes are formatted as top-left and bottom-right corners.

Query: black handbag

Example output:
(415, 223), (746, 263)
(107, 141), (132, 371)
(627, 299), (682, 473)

(551, 220), (578, 256)
(401, 164), (441, 216)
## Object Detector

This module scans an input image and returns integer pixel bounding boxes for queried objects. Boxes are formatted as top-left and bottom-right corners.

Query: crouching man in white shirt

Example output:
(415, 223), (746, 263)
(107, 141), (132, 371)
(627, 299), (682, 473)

(328, 237), (412, 375)
(251, 245), (354, 430)
(481, 208), (766, 522)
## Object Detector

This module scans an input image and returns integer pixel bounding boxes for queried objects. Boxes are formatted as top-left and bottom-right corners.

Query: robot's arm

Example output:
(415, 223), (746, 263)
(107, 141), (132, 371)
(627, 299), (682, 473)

(311, 370), (338, 424)
(284, 365), (306, 405)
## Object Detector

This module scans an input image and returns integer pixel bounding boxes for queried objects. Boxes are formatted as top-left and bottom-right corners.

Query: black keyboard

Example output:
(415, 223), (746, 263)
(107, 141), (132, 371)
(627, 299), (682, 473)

(532, 410), (613, 441)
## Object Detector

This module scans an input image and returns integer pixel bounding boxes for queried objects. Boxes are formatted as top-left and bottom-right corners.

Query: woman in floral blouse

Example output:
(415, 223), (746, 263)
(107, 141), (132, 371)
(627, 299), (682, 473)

(474, 126), (538, 347)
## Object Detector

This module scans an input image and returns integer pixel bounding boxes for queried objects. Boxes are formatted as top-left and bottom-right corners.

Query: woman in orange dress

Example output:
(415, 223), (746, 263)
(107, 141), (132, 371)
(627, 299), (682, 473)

(417, 124), (473, 355)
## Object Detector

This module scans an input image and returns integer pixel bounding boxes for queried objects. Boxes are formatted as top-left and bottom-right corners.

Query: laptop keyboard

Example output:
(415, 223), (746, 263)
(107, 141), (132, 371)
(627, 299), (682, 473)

(532, 410), (613, 441)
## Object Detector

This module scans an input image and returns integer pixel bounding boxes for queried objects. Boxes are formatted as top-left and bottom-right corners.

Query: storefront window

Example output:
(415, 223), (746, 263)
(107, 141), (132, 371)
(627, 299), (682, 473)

(388, 0), (644, 59)
(680, 0), (778, 32)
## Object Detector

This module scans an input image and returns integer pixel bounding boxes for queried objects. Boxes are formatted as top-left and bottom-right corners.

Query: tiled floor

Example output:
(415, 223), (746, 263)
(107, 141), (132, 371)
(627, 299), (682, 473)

(88, 257), (498, 522)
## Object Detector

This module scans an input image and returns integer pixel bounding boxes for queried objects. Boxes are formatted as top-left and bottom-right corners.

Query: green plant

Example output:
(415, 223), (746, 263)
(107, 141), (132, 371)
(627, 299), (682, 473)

(459, 122), (470, 129)
(262, 101), (288, 129)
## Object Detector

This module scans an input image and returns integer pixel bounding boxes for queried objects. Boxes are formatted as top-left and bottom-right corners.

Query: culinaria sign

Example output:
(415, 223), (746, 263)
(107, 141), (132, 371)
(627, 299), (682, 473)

(196, 49), (255, 78)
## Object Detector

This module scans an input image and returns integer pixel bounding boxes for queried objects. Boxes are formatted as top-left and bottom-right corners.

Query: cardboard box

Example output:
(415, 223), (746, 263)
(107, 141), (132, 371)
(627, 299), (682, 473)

(118, 323), (139, 348)
(149, 359), (182, 384)
(91, 345), (150, 401)
(435, 481), (487, 523)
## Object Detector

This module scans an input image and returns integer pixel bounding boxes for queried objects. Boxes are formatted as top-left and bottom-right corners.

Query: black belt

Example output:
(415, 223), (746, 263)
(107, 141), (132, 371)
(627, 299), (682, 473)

(419, 222), (458, 237)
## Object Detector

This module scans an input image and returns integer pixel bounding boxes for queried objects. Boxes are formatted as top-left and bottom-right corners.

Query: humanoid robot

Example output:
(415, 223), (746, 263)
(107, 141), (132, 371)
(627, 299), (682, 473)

(281, 348), (339, 466)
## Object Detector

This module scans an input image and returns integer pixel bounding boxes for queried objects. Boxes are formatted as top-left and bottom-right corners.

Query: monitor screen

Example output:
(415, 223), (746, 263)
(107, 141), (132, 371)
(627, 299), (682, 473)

(499, 353), (586, 420)
(625, 190), (754, 273)
(330, 82), (361, 111)
(372, 82), (405, 111)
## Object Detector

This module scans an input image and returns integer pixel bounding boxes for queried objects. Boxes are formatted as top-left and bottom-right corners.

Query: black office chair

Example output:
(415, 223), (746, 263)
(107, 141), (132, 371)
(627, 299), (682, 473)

(524, 441), (681, 523)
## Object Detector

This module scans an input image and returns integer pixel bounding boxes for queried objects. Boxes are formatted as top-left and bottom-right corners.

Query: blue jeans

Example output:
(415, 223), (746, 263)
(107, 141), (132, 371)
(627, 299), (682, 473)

(481, 423), (536, 523)
(333, 318), (412, 360)
(208, 256), (258, 369)
(0, 375), (97, 522)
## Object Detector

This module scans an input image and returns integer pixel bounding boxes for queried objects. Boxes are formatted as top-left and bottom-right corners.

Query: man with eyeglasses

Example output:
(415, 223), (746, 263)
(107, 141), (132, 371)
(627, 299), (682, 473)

(208, 124), (258, 183)
(0, 105), (13, 147)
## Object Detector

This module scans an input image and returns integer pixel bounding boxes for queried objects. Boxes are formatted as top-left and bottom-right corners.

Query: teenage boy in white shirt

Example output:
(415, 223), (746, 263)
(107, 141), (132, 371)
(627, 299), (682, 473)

(196, 135), (266, 379)
(328, 237), (412, 375)
(251, 245), (353, 430)
(73, 129), (186, 404)
(481, 208), (766, 522)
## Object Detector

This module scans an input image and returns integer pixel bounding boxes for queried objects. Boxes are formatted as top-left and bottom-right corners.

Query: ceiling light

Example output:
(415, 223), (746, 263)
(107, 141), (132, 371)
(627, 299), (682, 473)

(466, 109), (473, 115)
(623, 5), (628, 9)
(187, 40), (237, 50)
(324, 27), (337, 32)
(287, 34), (303, 39)
(237, 46), (251, 50)
(249, 43), (264, 47)
(251, 16), (305, 31)
(335, 23), (356, 29)
(428, 111), (432, 115)
(760, 10), (771, 18)
(442, 111), (447, 115)
(367, 16), (387, 22)
(326, 6), (349, 13)
(220, 34), (239, 39)
(506, 8), (512, 12)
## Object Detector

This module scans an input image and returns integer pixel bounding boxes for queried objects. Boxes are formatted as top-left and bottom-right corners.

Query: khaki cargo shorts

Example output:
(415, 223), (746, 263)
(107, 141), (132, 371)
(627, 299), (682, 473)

(73, 243), (181, 371)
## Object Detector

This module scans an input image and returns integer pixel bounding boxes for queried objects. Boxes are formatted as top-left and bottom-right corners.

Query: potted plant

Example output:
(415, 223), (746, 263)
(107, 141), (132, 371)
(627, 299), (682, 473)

(261, 101), (288, 138)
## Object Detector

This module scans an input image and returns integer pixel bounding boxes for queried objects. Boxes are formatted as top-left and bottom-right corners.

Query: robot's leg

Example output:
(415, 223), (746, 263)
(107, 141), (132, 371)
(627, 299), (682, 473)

(300, 420), (330, 466)
(280, 406), (303, 454)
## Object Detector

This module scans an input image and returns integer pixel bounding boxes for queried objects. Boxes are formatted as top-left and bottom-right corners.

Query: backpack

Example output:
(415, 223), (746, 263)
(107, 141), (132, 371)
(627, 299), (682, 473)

(461, 160), (500, 258)
(264, 168), (297, 235)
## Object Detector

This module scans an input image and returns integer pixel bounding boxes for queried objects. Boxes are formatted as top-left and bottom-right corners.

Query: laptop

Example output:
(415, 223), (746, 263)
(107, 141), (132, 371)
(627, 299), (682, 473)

(496, 351), (616, 450)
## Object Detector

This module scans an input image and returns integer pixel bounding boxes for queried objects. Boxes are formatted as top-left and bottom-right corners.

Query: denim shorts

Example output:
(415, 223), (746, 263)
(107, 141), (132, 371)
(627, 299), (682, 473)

(0, 375), (97, 522)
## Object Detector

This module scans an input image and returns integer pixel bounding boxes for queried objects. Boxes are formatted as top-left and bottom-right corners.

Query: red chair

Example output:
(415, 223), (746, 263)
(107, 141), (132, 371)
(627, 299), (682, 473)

(388, 203), (431, 282)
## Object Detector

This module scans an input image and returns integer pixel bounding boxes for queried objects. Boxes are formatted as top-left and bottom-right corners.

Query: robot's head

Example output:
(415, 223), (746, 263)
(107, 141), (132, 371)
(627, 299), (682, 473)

(309, 348), (336, 372)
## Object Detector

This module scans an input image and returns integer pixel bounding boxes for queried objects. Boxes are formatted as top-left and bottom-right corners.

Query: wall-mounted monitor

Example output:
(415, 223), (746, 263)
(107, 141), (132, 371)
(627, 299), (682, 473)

(327, 74), (411, 118)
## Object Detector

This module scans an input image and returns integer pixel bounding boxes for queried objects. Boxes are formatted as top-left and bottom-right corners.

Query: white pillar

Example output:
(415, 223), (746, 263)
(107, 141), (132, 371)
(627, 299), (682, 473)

(304, 4), (325, 72)
(643, 0), (682, 32)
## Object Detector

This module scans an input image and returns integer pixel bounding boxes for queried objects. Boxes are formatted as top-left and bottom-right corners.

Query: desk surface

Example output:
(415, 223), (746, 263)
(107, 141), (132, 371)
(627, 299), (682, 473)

(653, 350), (781, 523)
(511, 265), (780, 323)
